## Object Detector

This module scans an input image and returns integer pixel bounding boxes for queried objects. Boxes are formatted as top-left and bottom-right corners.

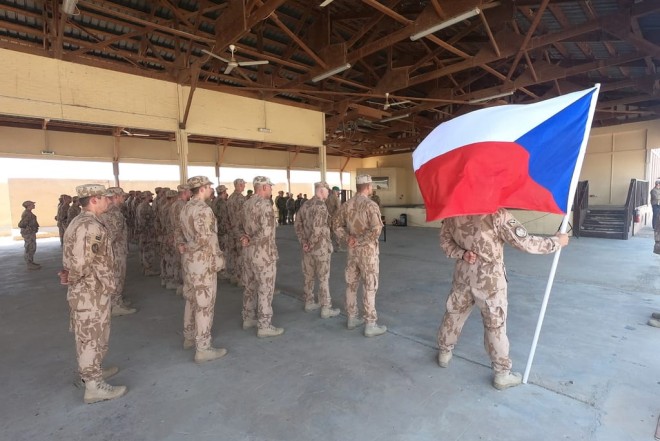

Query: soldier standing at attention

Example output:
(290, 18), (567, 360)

(177, 176), (227, 364)
(226, 178), (247, 286)
(213, 184), (230, 280)
(56, 194), (71, 246)
(326, 186), (342, 251)
(100, 187), (136, 317)
(19, 200), (41, 270)
(60, 184), (126, 404)
(370, 190), (382, 212)
(240, 176), (283, 338)
(168, 184), (191, 296)
(136, 191), (159, 276)
(437, 209), (569, 390)
(66, 196), (81, 229)
(294, 181), (340, 319)
(334, 174), (386, 337)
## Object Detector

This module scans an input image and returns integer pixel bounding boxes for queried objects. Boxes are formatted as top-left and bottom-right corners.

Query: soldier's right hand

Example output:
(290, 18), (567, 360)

(555, 233), (569, 247)
(57, 269), (69, 285)
(462, 250), (477, 264)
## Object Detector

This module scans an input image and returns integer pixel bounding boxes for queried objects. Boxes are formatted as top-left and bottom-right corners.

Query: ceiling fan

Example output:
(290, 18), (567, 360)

(201, 45), (269, 75)
(367, 93), (412, 110)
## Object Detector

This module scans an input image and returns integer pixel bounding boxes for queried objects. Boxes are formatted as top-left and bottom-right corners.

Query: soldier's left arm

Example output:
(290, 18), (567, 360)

(355, 202), (382, 246)
(496, 209), (560, 254)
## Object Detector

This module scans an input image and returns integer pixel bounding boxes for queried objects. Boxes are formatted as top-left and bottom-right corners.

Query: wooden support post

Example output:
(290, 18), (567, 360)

(113, 128), (121, 187)
(176, 129), (189, 184)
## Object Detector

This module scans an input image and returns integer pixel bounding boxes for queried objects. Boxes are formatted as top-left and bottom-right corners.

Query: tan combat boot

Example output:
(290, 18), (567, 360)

(364, 323), (387, 337)
(242, 318), (258, 330)
(194, 347), (227, 363)
(112, 304), (137, 317)
(257, 325), (284, 338)
(493, 371), (523, 390)
(83, 380), (127, 404)
(437, 351), (452, 368)
(304, 302), (321, 312)
(183, 338), (195, 350)
(347, 316), (364, 330)
(175, 285), (183, 296)
(27, 262), (41, 270)
(321, 307), (340, 319)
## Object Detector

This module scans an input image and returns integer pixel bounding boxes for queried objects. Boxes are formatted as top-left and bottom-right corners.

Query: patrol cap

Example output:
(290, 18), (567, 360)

(161, 187), (171, 192)
(314, 181), (330, 190)
(22, 200), (35, 208)
(142, 190), (154, 197)
(166, 190), (178, 198)
(107, 187), (126, 196)
(177, 184), (190, 192)
(216, 184), (227, 193)
(356, 174), (373, 185)
(253, 176), (274, 187)
(72, 196), (79, 202)
(154, 187), (162, 192)
(332, 186), (340, 191)
(76, 184), (112, 198)
(187, 175), (213, 189)
(233, 178), (245, 187)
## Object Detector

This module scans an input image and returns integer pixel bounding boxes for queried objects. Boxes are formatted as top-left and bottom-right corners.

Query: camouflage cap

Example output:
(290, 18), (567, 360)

(216, 184), (228, 193)
(106, 186), (126, 196)
(76, 184), (112, 198)
(233, 178), (246, 187)
(253, 176), (274, 186)
(177, 184), (190, 192)
(22, 200), (35, 208)
(154, 187), (162, 192)
(187, 175), (212, 189)
(332, 186), (340, 191)
(314, 181), (330, 190)
(166, 189), (178, 198)
(72, 196), (79, 202)
(142, 190), (154, 196)
(356, 174), (372, 184)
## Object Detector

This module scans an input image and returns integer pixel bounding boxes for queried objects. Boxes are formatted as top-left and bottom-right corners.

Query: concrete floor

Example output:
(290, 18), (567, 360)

(1, 224), (659, 441)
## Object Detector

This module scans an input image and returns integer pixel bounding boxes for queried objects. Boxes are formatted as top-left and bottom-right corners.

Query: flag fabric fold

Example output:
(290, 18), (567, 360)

(413, 87), (600, 221)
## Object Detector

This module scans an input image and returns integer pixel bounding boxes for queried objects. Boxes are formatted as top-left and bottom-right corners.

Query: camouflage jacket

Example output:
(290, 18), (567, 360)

(334, 193), (382, 251)
(325, 192), (340, 218)
(169, 199), (186, 241)
(178, 198), (224, 271)
(213, 198), (229, 236)
(56, 203), (69, 227)
(98, 205), (127, 255)
(227, 191), (246, 237)
(242, 195), (278, 263)
(136, 201), (155, 237)
(18, 209), (39, 235)
(67, 205), (81, 226)
(294, 196), (332, 255)
(440, 208), (560, 281)
(63, 211), (116, 298)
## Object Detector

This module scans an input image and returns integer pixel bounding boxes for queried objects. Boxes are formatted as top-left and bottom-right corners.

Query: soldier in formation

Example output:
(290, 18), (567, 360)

(226, 179), (246, 286)
(56, 194), (71, 245)
(18, 200), (41, 270)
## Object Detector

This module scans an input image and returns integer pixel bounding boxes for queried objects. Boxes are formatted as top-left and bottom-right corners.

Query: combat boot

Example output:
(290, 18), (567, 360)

(652, 312), (660, 320)
(257, 325), (284, 338)
(112, 304), (137, 317)
(102, 366), (119, 380)
(27, 262), (41, 270)
(165, 282), (177, 290)
(321, 307), (340, 319)
(493, 371), (523, 390)
(194, 347), (227, 364)
(347, 316), (364, 330)
(648, 318), (660, 328)
(304, 302), (321, 312)
(437, 351), (452, 368)
(176, 285), (183, 296)
(242, 318), (258, 330)
(364, 323), (387, 337)
(183, 338), (195, 350)
(83, 380), (127, 404)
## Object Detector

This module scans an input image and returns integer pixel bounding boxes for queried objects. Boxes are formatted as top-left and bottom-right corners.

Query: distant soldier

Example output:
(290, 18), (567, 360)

(651, 179), (660, 229)
(334, 174), (386, 337)
(66, 196), (81, 229)
(241, 176), (283, 338)
(326, 186), (342, 250)
(246, 189), (254, 200)
(371, 190), (382, 212)
(213, 184), (230, 280)
(168, 184), (191, 296)
(286, 193), (296, 224)
(294, 182), (340, 319)
(136, 191), (159, 276)
(55, 194), (70, 246)
(99, 187), (136, 317)
(226, 178), (246, 286)
(60, 184), (127, 404)
(177, 176), (227, 363)
(18, 200), (40, 270)
(275, 190), (286, 225)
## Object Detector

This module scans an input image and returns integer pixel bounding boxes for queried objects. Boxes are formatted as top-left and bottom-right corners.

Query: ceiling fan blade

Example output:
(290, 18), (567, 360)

(201, 49), (230, 63)
(224, 64), (235, 74)
(391, 100), (412, 106)
(238, 60), (269, 66)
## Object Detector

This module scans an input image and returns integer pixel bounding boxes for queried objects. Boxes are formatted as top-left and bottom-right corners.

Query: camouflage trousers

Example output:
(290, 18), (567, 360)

(302, 251), (332, 307)
(68, 291), (111, 382)
(159, 239), (167, 281)
(162, 241), (177, 284)
(22, 233), (36, 263)
(58, 224), (65, 245)
(242, 256), (276, 328)
(182, 252), (218, 349)
(111, 247), (127, 307)
(139, 236), (157, 274)
(227, 235), (244, 281)
(437, 268), (511, 374)
(217, 233), (230, 279)
(345, 246), (379, 324)
(171, 244), (183, 286)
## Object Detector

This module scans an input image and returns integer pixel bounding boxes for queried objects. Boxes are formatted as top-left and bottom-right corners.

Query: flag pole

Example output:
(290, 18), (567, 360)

(523, 84), (601, 384)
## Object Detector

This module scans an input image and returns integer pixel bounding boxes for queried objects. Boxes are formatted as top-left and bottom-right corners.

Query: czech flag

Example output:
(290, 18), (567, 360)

(413, 86), (600, 221)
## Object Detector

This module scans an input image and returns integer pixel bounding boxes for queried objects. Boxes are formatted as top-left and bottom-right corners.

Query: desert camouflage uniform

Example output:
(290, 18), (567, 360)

(168, 199), (186, 288)
(18, 209), (39, 264)
(242, 195), (278, 328)
(438, 208), (560, 374)
(56, 202), (69, 245)
(67, 203), (81, 228)
(213, 197), (230, 279)
(334, 193), (382, 324)
(159, 198), (177, 285)
(153, 194), (167, 282)
(326, 191), (341, 248)
(177, 199), (224, 349)
(136, 200), (158, 274)
(63, 211), (116, 382)
(99, 204), (128, 308)
(226, 190), (246, 282)
(294, 196), (333, 307)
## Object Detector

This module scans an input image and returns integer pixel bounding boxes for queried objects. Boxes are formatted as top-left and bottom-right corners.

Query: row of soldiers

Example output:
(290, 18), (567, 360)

(60, 174), (384, 404)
